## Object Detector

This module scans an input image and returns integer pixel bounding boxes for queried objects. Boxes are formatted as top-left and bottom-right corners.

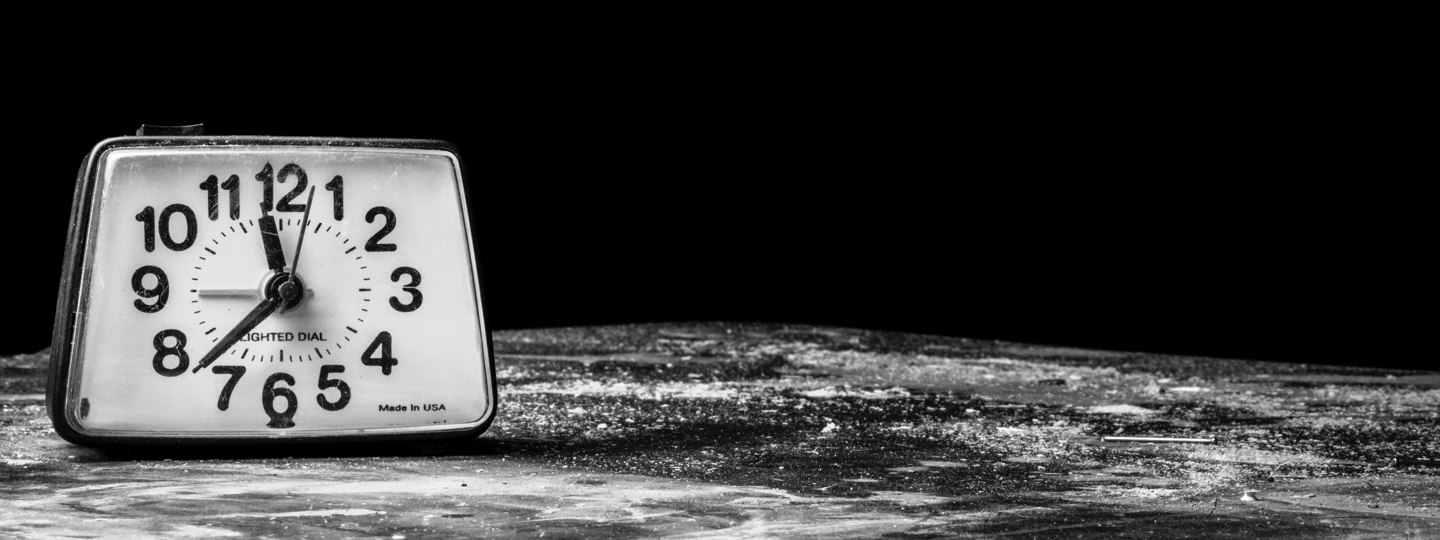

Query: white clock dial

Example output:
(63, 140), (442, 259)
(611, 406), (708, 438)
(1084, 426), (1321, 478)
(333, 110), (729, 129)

(52, 141), (496, 443)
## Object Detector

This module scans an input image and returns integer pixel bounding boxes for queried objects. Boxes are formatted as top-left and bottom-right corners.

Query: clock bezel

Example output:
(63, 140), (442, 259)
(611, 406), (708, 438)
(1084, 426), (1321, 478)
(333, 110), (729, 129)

(47, 136), (498, 446)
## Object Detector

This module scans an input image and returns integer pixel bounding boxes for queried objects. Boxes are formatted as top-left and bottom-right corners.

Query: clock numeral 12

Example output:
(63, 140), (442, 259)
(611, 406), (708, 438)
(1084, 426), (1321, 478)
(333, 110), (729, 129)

(255, 162), (343, 218)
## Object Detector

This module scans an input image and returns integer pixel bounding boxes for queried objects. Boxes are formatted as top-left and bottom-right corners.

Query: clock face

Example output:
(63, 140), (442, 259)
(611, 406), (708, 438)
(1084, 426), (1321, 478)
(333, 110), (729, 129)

(50, 138), (496, 444)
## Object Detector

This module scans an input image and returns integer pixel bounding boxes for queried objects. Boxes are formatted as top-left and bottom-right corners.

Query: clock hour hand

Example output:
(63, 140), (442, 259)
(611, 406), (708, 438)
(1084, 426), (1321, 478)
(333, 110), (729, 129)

(191, 296), (282, 373)
(258, 214), (286, 273)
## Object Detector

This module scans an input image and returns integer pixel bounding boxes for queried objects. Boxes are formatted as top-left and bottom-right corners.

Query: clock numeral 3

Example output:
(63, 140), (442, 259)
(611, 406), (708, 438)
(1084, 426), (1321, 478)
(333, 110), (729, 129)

(362, 331), (399, 375)
(135, 205), (196, 252)
(365, 207), (398, 252)
(151, 329), (189, 377)
(131, 266), (169, 313)
(262, 373), (298, 429)
(389, 267), (423, 312)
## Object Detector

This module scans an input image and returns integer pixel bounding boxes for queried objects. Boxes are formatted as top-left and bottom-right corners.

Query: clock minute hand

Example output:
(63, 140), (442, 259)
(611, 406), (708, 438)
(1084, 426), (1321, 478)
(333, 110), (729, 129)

(192, 296), (282, 373)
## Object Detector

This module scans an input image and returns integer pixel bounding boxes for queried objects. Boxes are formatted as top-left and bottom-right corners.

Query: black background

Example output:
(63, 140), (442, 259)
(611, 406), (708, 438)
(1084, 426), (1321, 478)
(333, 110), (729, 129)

(8, 59), (1428, 370)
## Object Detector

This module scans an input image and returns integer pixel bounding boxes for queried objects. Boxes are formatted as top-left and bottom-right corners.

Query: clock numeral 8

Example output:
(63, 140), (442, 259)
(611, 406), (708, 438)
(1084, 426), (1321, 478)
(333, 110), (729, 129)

(131, 266), (169, 313)
(151, 329), (189, 377)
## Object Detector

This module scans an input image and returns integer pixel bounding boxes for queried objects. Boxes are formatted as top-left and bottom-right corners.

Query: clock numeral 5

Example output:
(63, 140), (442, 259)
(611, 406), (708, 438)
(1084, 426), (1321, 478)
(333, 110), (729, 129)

(135, 205), (196, 252)
(131, 266), (169, 313)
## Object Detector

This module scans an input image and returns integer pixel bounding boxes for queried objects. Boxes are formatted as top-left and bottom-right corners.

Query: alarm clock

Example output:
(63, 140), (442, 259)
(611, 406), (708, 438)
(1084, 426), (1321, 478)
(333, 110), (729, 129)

(47, 129), (497, 445)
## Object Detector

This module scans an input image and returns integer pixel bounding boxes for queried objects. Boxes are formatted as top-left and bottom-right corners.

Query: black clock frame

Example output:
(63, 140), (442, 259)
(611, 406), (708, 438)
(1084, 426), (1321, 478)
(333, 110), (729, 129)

(48, 136), (498, 446)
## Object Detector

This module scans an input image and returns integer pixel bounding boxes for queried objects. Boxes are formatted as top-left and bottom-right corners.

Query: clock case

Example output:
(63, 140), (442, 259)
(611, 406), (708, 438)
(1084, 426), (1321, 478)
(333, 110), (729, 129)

(47, 136), (498, 446)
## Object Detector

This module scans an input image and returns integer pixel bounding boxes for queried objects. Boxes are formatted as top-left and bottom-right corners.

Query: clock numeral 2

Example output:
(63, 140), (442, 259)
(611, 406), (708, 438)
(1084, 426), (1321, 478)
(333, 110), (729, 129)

(135, 205), (196, 252)
(390, 267), (423, 312)
(131, 266), (169, 313)
(365, 207), (398, 252)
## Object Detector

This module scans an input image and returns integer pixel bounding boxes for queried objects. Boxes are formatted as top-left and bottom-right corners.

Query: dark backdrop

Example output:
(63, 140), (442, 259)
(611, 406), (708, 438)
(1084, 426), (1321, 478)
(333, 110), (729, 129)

(9, 83), (1427, 369)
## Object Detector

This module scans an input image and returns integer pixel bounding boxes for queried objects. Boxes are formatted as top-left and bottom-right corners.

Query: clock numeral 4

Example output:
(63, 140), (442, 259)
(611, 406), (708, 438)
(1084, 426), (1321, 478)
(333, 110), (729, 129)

(362, 331), (399, 375)
(131, 265), (169, 313)
(390, 267), (423, 312)
(135, 205), (196, 252)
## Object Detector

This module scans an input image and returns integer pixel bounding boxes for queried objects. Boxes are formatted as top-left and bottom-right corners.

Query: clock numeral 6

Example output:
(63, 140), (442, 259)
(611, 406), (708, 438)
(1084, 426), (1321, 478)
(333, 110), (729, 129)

(151, 329), (189, 377)
(262, 373), (298, 429)
(135, 205), (196, 252)
(390, 267), (423, 312)
(131, 266), (169, 313)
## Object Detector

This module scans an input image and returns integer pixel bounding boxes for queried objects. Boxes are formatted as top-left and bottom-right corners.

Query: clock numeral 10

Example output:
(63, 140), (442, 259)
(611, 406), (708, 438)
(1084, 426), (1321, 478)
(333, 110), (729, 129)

(135, 205), (197, 252)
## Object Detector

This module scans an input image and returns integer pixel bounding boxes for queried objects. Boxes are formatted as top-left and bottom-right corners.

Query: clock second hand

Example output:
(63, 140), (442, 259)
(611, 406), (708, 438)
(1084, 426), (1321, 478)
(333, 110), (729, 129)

(284, 187), (318, 293)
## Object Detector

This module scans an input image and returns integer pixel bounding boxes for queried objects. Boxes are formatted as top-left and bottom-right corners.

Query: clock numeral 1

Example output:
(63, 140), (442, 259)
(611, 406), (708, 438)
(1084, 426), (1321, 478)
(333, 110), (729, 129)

(325, 175), (343, 220)
(262, 373), (298, 429)
(199, 174), (240, 221)
(316, 365), (351, 411)
(389, 267), (423, 312)
(135, 205), (197, 252)
(255, 162), (274, 213)
(365, 207), (398, 252)
(211, 366), (246, 411)
(131, 265), (169, 313)
(361, 331), (399, 375)
(151, 329), (189, 377)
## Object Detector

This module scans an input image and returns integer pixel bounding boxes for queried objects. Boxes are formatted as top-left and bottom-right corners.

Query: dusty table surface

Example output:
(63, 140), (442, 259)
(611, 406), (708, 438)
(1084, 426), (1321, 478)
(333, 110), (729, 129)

(3, 322), (1438, 539)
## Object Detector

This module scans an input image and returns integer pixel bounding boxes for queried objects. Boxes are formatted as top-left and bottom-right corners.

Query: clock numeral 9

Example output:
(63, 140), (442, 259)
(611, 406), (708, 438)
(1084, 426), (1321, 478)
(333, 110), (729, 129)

(390, 267), (423, 312)
(135, 205), (196, 252)
(198, 174), (240, 221)
(262, 373), (298, 429)
(151, 329), (189, 377)
(131, 265), (169, 313)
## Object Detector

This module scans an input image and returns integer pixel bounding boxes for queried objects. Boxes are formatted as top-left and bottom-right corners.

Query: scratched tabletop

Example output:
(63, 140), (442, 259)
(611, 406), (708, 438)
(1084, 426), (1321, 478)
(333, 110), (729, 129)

(3, 323), (1438, 539)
